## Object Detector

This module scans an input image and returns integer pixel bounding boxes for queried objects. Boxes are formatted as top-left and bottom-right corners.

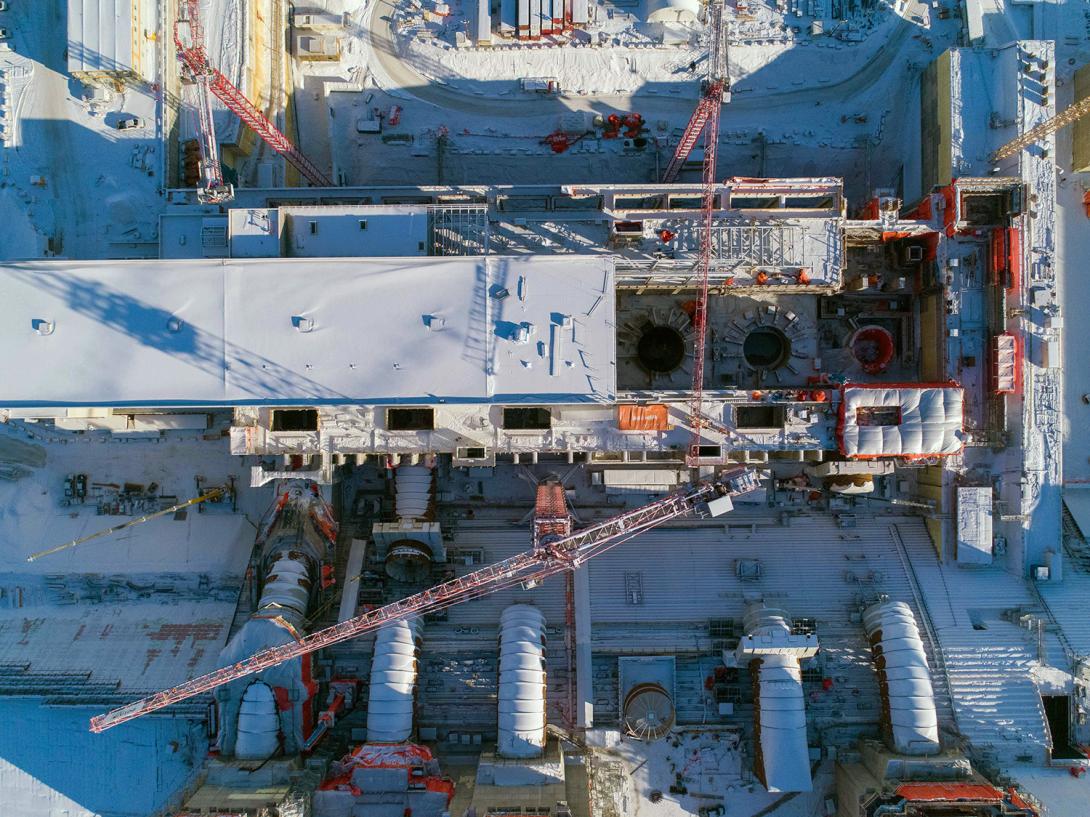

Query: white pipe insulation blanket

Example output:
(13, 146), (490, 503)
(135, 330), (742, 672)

(235, 681), (280, 760)
(755, 655), (812, 793)
(837, 384), (965, 459)
(498, 604), (547, 758)
(863, 602), (941, 755)
(367, 619), (421, 743)
(395, 465), (434, 519)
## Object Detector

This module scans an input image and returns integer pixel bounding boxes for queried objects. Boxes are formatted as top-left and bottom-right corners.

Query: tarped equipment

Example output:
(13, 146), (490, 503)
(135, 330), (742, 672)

(837, 384), (964, 459)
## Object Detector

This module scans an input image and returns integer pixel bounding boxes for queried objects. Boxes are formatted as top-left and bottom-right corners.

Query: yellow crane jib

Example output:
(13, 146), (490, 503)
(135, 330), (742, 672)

(26, 489), (226, 563)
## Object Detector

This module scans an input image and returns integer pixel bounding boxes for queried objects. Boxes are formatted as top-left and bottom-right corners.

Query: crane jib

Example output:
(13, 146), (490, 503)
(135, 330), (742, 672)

(89, 472), (750, 733)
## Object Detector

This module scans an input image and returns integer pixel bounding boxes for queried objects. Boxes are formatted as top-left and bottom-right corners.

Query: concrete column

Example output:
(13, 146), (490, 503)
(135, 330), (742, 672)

(574, 564), (593, 728)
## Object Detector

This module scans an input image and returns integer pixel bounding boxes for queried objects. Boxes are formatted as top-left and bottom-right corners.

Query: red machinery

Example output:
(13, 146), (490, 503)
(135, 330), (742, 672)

(90, 469), (757, 733)
(175, 0), (331, 189)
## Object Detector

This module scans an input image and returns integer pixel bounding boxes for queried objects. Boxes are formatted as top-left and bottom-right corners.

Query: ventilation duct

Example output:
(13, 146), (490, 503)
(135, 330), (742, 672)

(737, 603), (818, 793)
(235, 681), (280, 760)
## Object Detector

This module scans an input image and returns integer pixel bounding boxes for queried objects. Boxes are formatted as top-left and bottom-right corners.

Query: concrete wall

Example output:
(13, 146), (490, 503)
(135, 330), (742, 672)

(919, 51), (953, 194)
(917, 465), (945, 557)
(1073, 63), (1090, 173)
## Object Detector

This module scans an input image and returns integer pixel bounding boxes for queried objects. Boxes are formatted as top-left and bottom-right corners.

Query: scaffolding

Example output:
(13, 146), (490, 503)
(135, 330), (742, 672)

(429, 204), (490, 255)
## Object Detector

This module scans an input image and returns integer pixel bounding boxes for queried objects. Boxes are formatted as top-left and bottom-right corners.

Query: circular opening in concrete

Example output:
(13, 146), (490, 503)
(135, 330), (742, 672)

(385, 540), (433, 583)
(743, 327), (790, 369)
(637, 325), (686, 373)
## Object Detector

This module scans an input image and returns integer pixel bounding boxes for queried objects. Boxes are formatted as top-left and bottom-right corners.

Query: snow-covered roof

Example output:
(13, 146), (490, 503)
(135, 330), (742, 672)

(863, 601), (941, 756)
(67, 0), (136, 76)
(0, 257), (616, 407)
(837, 384), (964, 459)
(230, 206), (436, 259)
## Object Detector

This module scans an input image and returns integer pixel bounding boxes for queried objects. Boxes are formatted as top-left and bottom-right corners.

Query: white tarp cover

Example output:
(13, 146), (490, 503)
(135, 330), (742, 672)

(863, 602), (941, 755)
(235, 681), (279, 760)
(755, 655), (812, 793)
(367, 619), (421, 743)
(956, 486), (994, 565)
(838, 385), (964, 459)
(0, 256), (616, 407)
(497, 604), (547, 758)
(395, 465), (434, 519)
(644, 0), (700, 23)
(67, 0), (136, 75)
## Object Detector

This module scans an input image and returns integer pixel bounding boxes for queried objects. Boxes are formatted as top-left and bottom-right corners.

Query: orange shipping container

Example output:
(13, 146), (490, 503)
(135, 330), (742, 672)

(617, 404), (670, 431)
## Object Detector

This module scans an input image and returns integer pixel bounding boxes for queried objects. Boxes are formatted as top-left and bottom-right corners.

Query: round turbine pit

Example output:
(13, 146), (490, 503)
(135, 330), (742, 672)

(637, 325), (687, 373)
(849, 325), (895, 374)
(743, 326), (791, 370)
(384, 539), (433, 583)
(622, 682), (675, 741)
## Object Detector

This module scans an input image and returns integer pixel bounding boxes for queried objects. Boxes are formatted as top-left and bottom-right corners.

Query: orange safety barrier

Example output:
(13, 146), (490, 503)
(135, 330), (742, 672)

(617, 404), (670, 431)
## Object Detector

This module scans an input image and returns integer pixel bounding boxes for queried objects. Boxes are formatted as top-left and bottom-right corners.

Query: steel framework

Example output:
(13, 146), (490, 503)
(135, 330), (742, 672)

(89, 469), (756, 732)
(175, 0), (331, 188)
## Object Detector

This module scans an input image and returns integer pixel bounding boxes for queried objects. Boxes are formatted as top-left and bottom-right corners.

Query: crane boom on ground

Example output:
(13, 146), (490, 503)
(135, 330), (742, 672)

(27, 489), (226, 563)
(89, 468), (757, 733)
(174, 0), (332, 190)
(991, 94), (1090, 162)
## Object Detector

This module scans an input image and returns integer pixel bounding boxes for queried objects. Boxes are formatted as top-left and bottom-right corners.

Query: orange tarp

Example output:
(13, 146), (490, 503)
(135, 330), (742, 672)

(895, 783), (1002, 802)
(618, 404), (670, 431)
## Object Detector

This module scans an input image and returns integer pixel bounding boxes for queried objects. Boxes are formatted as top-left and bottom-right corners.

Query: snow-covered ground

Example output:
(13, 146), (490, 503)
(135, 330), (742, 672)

(0, 699), (206, 817)
(294, 0), (957, 194)
(0, 421), (269, 817)
(0, 1), (164, 261)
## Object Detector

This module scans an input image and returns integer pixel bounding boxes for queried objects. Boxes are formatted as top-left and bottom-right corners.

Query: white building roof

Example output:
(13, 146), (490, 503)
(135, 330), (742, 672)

(67, 0), (137, 76)
(0, 257), (616, 407)
(837, 385), (964, 459)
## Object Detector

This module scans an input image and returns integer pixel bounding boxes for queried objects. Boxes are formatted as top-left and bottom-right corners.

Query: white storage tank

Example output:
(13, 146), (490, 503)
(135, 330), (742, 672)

(644, 0), (701, 24)
(367, 619), (422, 743)
(497, 605), (547, 758)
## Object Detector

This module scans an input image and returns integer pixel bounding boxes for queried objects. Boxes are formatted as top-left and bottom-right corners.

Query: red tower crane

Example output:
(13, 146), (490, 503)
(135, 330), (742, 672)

(89, 468), (756, 733)
(660, 0), (729, 464)
(661, 0), (728, 186)
(174, 0), (332, 191)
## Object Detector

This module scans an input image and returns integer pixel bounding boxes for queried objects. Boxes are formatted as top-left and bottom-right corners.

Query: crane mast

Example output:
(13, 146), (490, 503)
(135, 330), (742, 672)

(174, 0), (332, 192)
(660, 0), (729, 463)
(89, 468), (756, 733)
(661, 0), (728, 184)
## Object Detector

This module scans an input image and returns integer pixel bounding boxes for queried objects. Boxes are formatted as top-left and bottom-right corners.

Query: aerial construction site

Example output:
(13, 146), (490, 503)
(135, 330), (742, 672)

(1, 0), (1090, 815)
